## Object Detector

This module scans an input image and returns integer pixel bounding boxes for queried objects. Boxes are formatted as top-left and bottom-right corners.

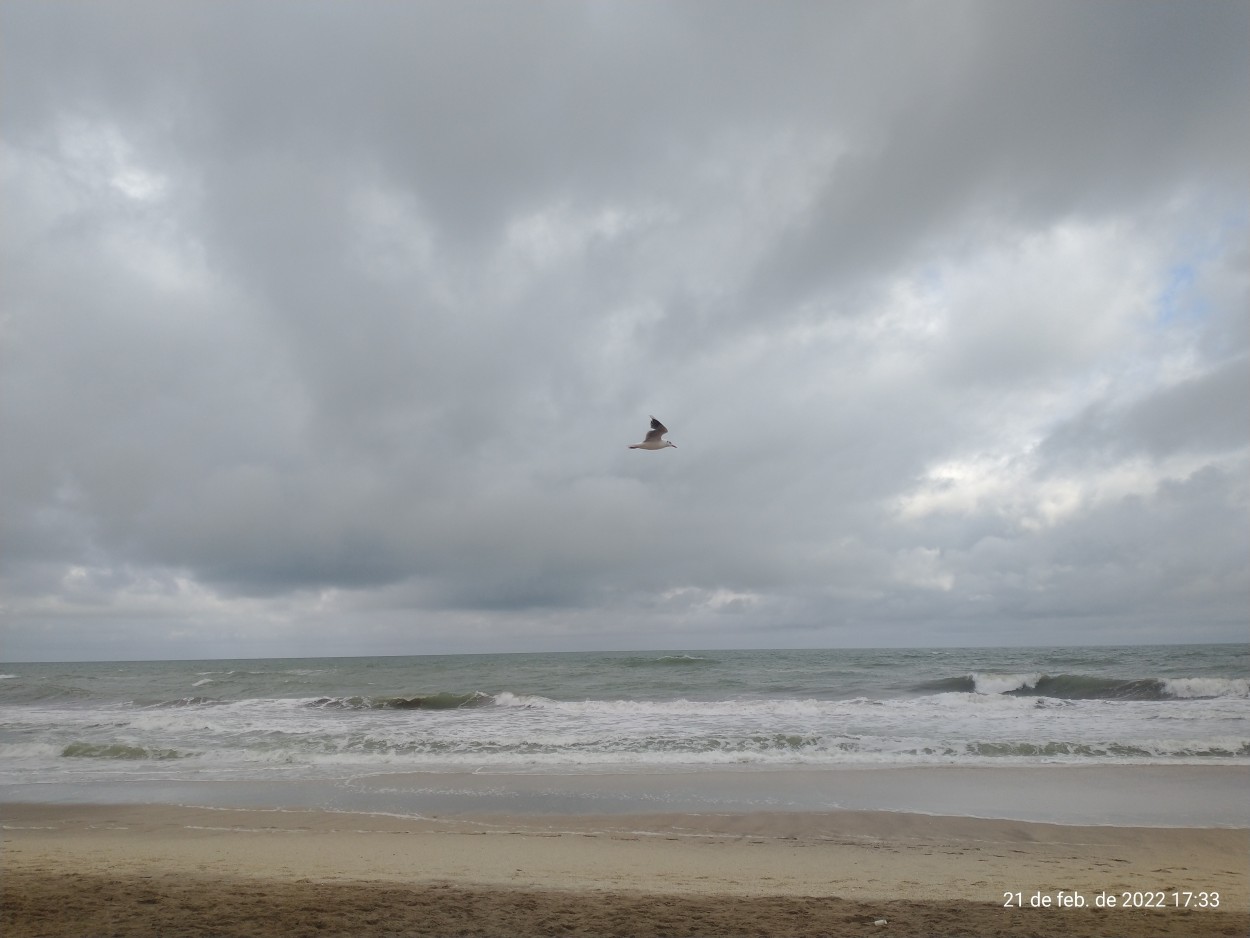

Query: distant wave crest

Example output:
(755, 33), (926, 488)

(620, 654), (719, 667)
(915, 673), (1249, 700)
(309, 691), (492, 710)
(147, 696), (224, 708)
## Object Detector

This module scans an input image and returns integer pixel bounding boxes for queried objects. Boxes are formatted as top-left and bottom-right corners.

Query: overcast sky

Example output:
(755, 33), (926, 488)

(2, 1), (1247, 661)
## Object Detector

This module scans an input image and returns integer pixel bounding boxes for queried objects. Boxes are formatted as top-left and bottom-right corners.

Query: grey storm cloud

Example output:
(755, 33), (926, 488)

(1, 0), (1247, 660)
(1040, 356), (1250, 466)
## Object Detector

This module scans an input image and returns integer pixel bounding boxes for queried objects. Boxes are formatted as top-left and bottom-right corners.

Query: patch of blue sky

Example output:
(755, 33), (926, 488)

(1156, 261), (1202, 327)
(1153, 208), (1247, 329)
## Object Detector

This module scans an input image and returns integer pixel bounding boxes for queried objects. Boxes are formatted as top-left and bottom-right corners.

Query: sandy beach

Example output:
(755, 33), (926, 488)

(3, 802), (1245, 938)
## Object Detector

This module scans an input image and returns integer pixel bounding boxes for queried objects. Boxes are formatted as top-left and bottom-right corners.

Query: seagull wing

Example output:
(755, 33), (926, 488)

(642, 416), (669, 443)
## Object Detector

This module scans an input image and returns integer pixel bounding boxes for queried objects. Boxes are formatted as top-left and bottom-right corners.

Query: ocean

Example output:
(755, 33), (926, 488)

(2, 645), (1246, 795)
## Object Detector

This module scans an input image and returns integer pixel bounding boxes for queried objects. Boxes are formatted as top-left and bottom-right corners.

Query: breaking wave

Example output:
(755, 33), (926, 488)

(61, 742), (191, 761)
(309, 691), (492, 710)
(3, 648), (1246, 790)
(914, 673), (1249, 700)
(146, 696), (226, 708)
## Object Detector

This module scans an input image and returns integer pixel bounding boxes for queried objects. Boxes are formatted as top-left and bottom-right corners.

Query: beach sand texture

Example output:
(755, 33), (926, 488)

(3, 804), (1246, 937)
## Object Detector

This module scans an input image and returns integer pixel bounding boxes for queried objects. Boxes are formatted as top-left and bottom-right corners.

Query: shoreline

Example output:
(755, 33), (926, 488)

(6, 762), (1247, 827)
(3, 802), (1246, 937)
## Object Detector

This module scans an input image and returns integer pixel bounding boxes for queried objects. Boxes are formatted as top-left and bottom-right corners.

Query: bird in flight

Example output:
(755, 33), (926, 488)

(629, 416), (677, 450)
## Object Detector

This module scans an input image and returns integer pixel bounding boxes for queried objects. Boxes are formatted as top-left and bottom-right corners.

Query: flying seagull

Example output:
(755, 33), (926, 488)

(629, 416), (677, 450)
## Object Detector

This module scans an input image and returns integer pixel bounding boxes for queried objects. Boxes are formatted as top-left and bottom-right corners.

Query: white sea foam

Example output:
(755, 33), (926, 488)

(494, 693), (868, 718)
(1162, 677), (1249, 699)
(3, 647), (1248, 790)
(970, 672), (1042, 695)
(0, 741), (65, 760)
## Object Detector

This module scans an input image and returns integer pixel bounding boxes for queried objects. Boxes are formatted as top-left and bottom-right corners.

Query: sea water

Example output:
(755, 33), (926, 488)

(2, 645), (1245, 794)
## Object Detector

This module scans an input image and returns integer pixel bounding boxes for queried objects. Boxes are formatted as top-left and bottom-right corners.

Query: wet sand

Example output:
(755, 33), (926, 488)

(3, 803), (1246, 937)
(15, 764), (1248, 827)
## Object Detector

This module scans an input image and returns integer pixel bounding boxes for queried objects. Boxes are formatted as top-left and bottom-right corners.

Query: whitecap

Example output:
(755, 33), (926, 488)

(1163, 677), (1250, 699)
(970, 672), (1042, 695)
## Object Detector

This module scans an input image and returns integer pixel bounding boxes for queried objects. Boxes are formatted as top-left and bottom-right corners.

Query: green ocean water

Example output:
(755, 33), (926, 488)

(1, 645), (1246, 789)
